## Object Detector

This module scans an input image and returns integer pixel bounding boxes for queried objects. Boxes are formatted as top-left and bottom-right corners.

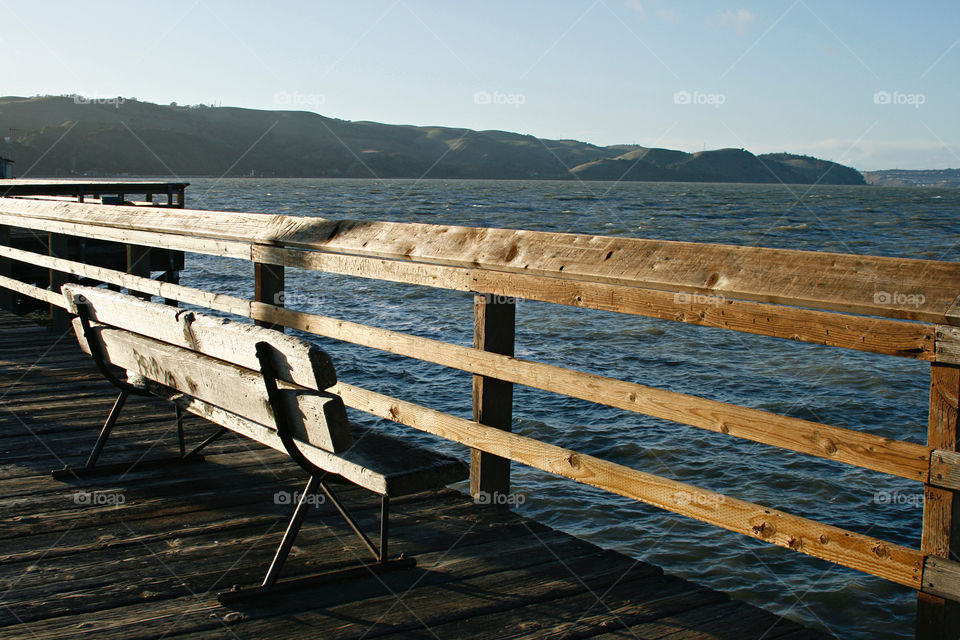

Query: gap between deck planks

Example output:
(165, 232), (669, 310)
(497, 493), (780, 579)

(0, 309), (827, 640)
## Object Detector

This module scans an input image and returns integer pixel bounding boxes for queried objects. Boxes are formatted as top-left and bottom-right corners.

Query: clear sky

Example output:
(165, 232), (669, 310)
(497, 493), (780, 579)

(3, 0), (957, 170)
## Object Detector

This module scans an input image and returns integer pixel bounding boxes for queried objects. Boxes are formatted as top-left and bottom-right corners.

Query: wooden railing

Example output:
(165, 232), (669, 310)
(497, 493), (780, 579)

(1, 195), (959, 638)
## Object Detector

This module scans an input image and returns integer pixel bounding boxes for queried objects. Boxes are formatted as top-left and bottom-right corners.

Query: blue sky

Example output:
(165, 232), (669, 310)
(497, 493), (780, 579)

(3, 0), (957, 170)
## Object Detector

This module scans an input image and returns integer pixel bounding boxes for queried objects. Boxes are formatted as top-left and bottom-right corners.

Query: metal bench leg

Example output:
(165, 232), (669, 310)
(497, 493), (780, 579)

(218, 480), (413, 605)
(317, 480), (381, 562)
(176, 406), (186, 457)
(380, 496), (389, 563)
(51, 390), (128, 478)
(51, 393), (210, 480)
(262, 475), (319, 588)
(86, 390), (128, 469)
(181, 426), (228, 460)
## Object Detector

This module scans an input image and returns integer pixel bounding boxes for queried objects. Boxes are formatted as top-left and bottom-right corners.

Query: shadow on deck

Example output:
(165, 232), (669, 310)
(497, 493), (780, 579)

(0, 310), (825, 640)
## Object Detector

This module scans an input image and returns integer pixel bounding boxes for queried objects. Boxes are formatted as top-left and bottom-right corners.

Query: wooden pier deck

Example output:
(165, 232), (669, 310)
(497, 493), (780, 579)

(0, 310), (824, 640)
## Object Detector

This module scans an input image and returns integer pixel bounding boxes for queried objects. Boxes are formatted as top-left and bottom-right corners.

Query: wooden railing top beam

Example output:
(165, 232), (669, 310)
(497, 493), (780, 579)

(1, 197), (957, 324)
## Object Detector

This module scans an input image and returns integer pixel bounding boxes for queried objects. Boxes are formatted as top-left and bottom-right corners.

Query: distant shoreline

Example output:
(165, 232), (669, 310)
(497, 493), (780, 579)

(7, 175), (883, 187)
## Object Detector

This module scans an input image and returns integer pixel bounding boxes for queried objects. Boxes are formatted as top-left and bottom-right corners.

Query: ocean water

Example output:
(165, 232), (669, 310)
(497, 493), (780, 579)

(179, 178), (960, 639)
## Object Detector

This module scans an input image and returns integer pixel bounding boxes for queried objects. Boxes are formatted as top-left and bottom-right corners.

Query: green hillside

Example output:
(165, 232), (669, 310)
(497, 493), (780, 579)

(0, 95), (865, 185)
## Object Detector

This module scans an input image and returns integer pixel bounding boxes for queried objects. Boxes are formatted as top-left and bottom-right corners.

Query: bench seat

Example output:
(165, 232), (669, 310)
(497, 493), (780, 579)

(162, 389), (466, 497)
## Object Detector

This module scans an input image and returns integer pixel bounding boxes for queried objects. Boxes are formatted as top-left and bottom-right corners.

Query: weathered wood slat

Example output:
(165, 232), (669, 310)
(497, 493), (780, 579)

(72, 322), (350, 453)
(0, 243), (251, 316)
(1, 198), (957, 322)
(0, 210), (251, 259)
(62, 285), (337, 390)
(256, 303), (931, 483)
(169, 395), (465, 496)
(0, 221), (940, 359)
(936, 325), (960, 365)
(0, 273), (65, 307)
(0, 498), (518, 625)
(923, 556), (960, 602)
(930, 450), (960, 492)
(377, 576), (726, 640)
(255, 244), (937, 359)
(331, 380), (924, 588)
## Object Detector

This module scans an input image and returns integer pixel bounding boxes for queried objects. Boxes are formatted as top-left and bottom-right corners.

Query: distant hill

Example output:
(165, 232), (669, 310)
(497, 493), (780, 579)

(0, 95), (865, 185)
(862, 169), (960, 187)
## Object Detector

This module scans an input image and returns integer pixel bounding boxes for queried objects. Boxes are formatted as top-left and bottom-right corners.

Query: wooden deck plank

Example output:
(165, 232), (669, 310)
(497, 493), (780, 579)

(0, 310), (827, 640)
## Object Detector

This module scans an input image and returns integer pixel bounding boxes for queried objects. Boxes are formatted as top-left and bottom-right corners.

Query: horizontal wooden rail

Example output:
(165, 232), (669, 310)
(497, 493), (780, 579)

(0, 273), (66, 308)
(0, 243), (935, 483)
(255, 245), (937, 360)
(255, 302), (932, 482)
(0, 245), (250, 316)
(0, 211), (251, 260)
(0, 204), (940, 359)
(1, 198), (957, 323)
(330, 379), (924, 588)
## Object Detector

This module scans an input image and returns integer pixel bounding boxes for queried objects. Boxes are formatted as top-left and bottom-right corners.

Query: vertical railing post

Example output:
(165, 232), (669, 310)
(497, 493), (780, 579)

(255, 262), (284, 332)
(917, 362), (960, 640)
(126, 244), (152, 301)
(49, 233), (71, 331)
(470, 293), (515, 503)
(0, 223), (11, 312)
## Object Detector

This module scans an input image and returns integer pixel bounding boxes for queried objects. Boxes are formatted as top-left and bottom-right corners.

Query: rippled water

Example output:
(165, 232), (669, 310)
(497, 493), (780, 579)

(179, 178), (960, 639)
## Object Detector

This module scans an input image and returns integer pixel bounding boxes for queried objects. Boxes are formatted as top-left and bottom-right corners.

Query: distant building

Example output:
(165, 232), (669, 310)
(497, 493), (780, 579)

(0, 157), (13, 179)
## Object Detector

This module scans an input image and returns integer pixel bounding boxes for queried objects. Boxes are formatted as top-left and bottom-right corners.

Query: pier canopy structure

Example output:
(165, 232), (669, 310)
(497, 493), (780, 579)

(0, 184), (959, 638)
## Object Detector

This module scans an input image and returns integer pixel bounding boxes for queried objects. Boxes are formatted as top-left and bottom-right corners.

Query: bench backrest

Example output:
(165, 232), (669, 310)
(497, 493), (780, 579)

(62, 285), (353, 453)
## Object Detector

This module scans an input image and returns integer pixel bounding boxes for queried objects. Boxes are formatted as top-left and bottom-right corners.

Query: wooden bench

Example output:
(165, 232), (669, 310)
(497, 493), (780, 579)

(57, 284), (468, 600)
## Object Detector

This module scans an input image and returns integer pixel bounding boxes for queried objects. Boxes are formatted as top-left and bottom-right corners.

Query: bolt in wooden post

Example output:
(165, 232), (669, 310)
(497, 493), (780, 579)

(917, 362), (960, 640)
(255, 262), (284, 332)
(471, 293), (515, 503)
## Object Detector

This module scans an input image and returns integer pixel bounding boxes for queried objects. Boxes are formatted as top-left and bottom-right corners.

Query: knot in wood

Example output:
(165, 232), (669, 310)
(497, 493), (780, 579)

(566, 453), (581, 469)
(816, 435), (838, 455)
